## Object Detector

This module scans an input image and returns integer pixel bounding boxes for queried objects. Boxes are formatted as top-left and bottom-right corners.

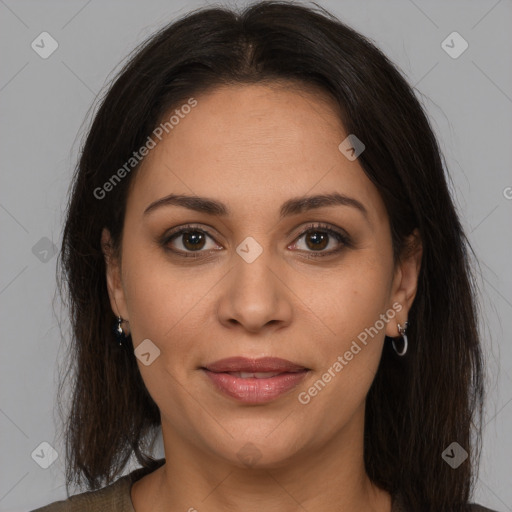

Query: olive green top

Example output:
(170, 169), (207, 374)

(31, 458), (498, 512)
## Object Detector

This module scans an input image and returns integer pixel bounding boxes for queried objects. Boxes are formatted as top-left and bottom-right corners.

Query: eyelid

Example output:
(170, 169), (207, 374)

(162, 223), (223, 244)
(160, 222), (352, 257)
(289, 222), (351, 244)
(288, 222), (353, 256)
(160, 223), (222, 255)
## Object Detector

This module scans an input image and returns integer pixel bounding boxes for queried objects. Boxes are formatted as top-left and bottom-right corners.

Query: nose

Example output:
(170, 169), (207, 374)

(216, 251), (293, 334)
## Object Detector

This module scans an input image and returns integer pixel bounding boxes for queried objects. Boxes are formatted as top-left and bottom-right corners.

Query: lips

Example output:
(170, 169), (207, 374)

(226, 371), (283, 378)
(203, 356), (307, 374)
(201, 357), (309, 403)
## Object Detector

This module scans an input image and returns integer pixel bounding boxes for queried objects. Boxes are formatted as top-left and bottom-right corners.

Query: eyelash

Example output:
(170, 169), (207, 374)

(160, 222), (352, 260)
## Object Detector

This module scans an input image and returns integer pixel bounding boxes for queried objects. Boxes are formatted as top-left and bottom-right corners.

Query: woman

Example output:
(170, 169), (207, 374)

(32, 1), (497, 511)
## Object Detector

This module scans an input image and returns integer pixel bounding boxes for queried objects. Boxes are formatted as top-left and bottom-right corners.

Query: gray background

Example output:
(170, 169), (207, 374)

(1, 0), (511, 511)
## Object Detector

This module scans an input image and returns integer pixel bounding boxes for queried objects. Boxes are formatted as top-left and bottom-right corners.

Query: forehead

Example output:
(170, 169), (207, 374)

(126, 83), (387, 225)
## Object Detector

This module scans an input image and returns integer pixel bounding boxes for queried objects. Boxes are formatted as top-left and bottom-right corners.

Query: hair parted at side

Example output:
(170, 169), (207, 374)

(57, 2), (484, 510)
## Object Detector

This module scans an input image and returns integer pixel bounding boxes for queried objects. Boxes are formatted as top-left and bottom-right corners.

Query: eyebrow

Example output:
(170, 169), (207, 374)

(143, 192), (369, 221)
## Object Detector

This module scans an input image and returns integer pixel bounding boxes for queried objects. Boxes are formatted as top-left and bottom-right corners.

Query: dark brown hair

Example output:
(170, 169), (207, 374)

(57, 2), (484, 510)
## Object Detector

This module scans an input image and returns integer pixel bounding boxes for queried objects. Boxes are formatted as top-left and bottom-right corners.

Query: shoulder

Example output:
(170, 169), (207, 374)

(30, 459), (165, 512)
(30, 474), (132, 512)
(30, 475), (130, 511)
(392, 493), (500, 512)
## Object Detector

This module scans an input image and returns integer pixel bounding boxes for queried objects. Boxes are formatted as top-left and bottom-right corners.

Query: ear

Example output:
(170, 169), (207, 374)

(385, 228), (422, 338)
(101, 227), (129, 322)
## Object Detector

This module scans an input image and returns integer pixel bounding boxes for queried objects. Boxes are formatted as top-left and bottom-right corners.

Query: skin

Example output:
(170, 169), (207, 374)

(102, 82), (422, 512)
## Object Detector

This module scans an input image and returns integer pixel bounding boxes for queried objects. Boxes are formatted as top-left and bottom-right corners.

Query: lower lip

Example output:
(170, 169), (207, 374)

(202, 369), (309, 403)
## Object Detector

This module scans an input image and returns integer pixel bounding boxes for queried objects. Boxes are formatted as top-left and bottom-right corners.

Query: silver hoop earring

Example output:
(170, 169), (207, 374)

(392, 321), (409, 356)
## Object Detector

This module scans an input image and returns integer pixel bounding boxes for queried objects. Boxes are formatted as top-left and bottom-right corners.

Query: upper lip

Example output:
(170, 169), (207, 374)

(203, 357), (307, 373)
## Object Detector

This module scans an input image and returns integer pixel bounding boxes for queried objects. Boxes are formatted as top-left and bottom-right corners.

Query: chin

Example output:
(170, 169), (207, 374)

(208, 431), (308, 470)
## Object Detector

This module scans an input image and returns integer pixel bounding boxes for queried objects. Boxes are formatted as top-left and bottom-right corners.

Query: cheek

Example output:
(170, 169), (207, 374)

(123, 260), (204, 343)
(120, 238), (180, 344)
(313, 252), (393, 343)
(301, 253), (392, 401)
(120, 240), (219, 369)
(119, 247), (209, 416)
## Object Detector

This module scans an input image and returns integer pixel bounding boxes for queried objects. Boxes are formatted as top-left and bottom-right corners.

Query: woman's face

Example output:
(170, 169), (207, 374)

(103, 83), (420, 469)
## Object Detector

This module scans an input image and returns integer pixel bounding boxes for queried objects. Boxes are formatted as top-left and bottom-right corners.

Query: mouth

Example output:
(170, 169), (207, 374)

(203, 356), (308, 373)
(201, 357), (310, 403)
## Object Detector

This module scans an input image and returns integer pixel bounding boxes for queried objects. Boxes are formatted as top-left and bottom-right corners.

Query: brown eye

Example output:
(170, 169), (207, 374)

(304, 230), (329, 251)
(161, 222), (351, 259)
(180, 230), (207, 251)
(292, 223), (350, 256)
(162, 225), (220, 257)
